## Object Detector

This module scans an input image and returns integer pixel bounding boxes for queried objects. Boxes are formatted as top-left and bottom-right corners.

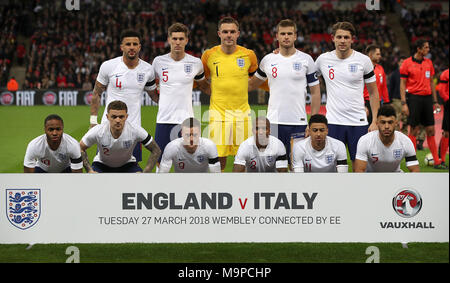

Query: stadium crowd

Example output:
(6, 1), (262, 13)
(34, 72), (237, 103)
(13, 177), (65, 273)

(1, 0), (435, 90)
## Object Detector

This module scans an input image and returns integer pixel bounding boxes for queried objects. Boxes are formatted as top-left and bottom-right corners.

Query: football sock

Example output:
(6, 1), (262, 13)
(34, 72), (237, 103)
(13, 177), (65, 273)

(440, 136), (449, 164)
(408, 135), (417, 151)
(427, 135), (440, 165)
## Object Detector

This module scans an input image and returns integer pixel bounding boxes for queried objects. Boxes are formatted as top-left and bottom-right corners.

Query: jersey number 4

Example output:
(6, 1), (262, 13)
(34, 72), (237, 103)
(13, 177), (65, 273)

(115, 78), (122, 89)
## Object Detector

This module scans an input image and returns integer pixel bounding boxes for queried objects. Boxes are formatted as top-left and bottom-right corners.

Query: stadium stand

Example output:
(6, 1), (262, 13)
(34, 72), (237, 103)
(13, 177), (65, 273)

(0, 0), (448, 93)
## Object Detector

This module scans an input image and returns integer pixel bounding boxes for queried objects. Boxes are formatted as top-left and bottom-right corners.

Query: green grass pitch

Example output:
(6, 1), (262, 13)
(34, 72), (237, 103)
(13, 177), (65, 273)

(0, 243), (448, 263)
(0, 105), (448, 173)
(0, 105), (448, 263)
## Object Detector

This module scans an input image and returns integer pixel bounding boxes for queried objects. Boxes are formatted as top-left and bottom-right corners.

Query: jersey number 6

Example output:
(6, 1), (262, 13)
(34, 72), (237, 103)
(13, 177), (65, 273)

(329, 68), (335, 80)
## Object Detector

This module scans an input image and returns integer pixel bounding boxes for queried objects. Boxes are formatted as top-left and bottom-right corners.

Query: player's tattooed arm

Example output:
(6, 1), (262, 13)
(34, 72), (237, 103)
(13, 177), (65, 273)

(144, 140), (162, 173)
(90, 81), (106, 127)
(146, 89), (159, 103)
(80, 141), (96, 173)
(196, 78), (211, 95)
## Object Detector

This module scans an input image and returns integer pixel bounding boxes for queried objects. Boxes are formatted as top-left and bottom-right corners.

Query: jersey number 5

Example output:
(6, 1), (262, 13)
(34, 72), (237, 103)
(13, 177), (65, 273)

(162, 71), (168, 82)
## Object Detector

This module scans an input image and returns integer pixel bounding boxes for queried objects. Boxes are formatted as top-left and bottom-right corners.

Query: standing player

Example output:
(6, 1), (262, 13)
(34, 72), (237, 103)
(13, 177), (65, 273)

(248, 19), (321, 165)
(233, 117), (288, 172)
(152, 23), (210, 167)
(354, 105), (420, 172)
(399, 39), (445, 168)
(89, 30), (157, 162)
(158, 118), (220, 173)
(24, 114), (82, 173)
(315, 21), (380, 166)
(437, 68), (449, 168)
(201, 17), (258, 171)
(363, 44), (389, 124)
(80, 100), (161, 173)
(292, 114), (348, 173)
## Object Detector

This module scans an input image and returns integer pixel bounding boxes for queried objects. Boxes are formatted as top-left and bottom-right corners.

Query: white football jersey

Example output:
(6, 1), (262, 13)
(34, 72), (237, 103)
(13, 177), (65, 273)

(315, 50), (376, 125)
(153, 53), (205, 124)
(24, 133), (82, 172)
(355, 130), (419, 172)
(292, 136), (348, 172)
(255, 50), (319, 125)
(96, 56), (156, 126)
(159, 137), (219, 173)
(234, 135), (288, 172)
(81, 121), (152, 167)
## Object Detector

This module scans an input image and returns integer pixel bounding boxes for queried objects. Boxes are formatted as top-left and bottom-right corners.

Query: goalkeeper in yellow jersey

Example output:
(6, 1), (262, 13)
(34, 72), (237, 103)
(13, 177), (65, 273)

(201, 17), (258, 171)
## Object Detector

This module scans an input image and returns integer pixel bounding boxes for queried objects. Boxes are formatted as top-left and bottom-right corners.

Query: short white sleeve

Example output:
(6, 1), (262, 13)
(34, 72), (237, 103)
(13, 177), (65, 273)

(306, 54), (319, 87)
(363, 55), (376, 84)
(81, 125), (101, 148)
(96, 61), (110, 86)
(234, 142), (249, 166)
(23, 141), (38, 168)
(158, 141), (176, 173)
(355, 135), (370, 162)
(194, 60), (205, 81)
(275, 139), (288, 169)
(291, 142), (305, 172)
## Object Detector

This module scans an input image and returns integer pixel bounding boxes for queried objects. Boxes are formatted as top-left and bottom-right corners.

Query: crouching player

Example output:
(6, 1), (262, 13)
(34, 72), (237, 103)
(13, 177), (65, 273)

(291, 114), (348, 172)
(158, 118), (221, 173)
(354, 105), (420, 172)
(24, 114), (82, 173)
(80, 100), (161, 173)
(233, 117), (288, 172)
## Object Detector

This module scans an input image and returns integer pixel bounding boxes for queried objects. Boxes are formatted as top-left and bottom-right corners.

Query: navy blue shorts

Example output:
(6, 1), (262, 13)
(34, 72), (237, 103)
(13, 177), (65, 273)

(270, 124), (306, 164)
(328, 124), (368, 161)
(34, 166), (72, 173)
(92, 162), (142, 173)
(155, 123), (181, 162)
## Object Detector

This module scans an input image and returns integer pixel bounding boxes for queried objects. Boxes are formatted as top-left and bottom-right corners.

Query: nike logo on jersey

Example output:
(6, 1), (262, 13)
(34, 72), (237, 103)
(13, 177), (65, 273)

(115, 74), (123, 77)
(213, 62), (220, 65)
(327, 65), (334, 68)
(271, 64), (278, 67)
(162, 67), (168, 71)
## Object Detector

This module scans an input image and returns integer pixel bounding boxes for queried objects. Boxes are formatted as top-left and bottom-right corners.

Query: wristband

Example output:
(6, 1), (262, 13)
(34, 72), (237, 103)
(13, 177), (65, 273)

(90, 115), (98, 125)
(401, 101), (406, 105)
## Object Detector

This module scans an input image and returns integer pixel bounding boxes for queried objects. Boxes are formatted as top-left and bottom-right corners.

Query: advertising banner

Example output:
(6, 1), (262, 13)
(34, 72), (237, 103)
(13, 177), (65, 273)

(1, 173), (448, 243)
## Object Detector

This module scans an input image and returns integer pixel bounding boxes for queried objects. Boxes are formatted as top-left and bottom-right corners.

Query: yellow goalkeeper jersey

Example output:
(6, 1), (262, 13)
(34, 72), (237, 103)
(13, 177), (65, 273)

(201, 45), (258, 120)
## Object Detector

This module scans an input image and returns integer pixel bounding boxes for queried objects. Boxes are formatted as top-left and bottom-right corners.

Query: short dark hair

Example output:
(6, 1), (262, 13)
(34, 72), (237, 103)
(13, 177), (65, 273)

(218, 16), (239, 30)
(44, 114), (63, 126)
(331, 21), (356, 37)
(107, 100), (128, 113)
(377, 105), (397, 118)
(414, 39), (428, 52)
(168, 22), (189, 37)
(276, 19), (297, 33)
(120, 29), (141, 43)
(365, 44), (380, 55)
(308, 114), (328, 126)
(181, 117), (201, 129)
